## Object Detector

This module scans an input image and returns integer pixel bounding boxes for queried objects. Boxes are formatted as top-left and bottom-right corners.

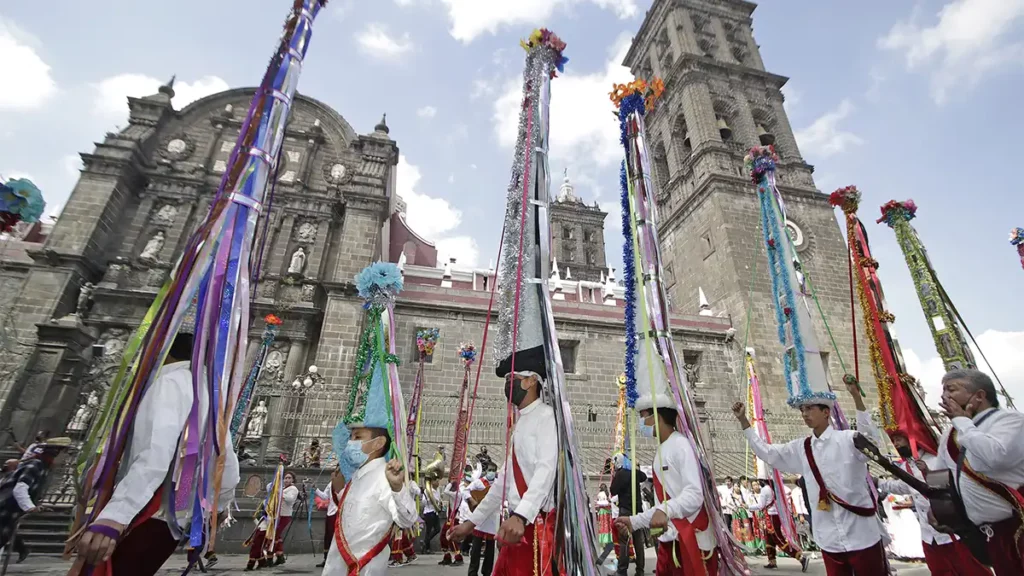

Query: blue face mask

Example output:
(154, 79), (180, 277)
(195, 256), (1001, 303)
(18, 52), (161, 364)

(486, 472), (496, 481)
(638, 416), (655, 438)
(343, 440), (370, 470)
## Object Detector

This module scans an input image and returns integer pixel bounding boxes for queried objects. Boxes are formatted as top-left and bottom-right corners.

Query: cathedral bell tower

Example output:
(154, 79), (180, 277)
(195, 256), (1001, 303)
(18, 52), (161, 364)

(624, 0), (873, 437)
(549, 170), (608, 283)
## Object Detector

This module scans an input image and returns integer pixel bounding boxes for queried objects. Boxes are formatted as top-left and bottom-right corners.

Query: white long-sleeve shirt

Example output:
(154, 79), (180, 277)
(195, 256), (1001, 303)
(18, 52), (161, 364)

(628, 431), (715, 551)
(97, 361), (240, 529)
(12, 482), (35, 511)
(469, 400), (557, 527)
(749, 484), (778, 516)
(935, 407), (1024, 525)
(467, 478), (499, 535)
(879, 454), (952, 546)
(316, 483), (340, 516)
(322, 457), (418, 576)
(791, 485), (809, 516)
(422, 484), (441, 515)
(744, 410), (882, 554)
(717, 485), (735, 515)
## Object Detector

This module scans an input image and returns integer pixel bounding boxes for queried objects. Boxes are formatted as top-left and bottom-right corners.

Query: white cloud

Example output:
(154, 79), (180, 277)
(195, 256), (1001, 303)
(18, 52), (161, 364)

(92, 74), (229, 120)
(793, 99), (864, 159)
(356, 24), (413, 59)
(903, 329), (1024, 410)
(62, 154), (81, 179)
(0, 17), (57, 110)
(439, 0), (639, 43)
(879, 0), (1024, 104)
(436, 237), (480, 268)
(417, 105), (437, 118)
(865, 68), (886, 103)
(781, 84), (800, 115)
(396, 155), (478, 266)
(493, 33), (633, 169)
(447, 173), (455, 184)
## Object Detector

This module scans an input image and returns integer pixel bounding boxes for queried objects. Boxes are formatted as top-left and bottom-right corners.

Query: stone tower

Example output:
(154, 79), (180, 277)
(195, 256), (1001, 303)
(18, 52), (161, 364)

(623, 0), (875, 443)
(549, 170), (608, 283)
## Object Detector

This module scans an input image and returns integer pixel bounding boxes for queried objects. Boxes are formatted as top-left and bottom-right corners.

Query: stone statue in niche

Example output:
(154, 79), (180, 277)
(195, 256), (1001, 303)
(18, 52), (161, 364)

(152, 204), (178, 227)
(76, 282), (95, 317)
(67, 390), (101, 432)
(684, 361), (700, 385)
(140, 231), (165, 262)
(288, 246), (306, 275)
(246, 400), (269, 439)
(295, 222), (317, 244)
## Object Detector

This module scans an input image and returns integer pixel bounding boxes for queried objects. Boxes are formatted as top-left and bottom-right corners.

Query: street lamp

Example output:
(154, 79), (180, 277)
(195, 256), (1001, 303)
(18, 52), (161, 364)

(292, 364), (324, 392)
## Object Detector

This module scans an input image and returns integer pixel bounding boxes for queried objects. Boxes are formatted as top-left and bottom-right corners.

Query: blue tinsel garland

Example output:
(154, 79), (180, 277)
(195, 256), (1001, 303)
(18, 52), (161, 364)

(757, 179), (812, 405)
(619, 160), (638, 407)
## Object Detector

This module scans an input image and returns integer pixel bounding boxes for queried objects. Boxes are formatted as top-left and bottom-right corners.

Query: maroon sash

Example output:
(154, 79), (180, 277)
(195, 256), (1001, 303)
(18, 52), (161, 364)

(803, 437), (876, 516)
(947, 431), (1024, 522)
(653, 468), (710, 576)
(334, 481), (393, 575)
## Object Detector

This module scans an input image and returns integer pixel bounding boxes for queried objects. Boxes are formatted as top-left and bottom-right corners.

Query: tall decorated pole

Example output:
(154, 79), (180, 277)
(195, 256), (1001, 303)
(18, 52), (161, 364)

(830, 188), (938, 455)
(406, 328), (438, 482)
(613, 79), (748, 575)
(744, 349), (801, 554)
(490, 28), (601, 574)
(334, 262), (407, 482)
(878, 200), (1015, 409)
(447, 343), (476, 490)
(1011, 228), (1024, 271)
(230, 314), (284, 441)
(67, 0), (328, 565)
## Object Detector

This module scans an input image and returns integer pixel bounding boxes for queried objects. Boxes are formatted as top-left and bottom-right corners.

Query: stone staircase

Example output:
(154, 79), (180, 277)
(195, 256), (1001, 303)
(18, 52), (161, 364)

(15, 504), (73, 556)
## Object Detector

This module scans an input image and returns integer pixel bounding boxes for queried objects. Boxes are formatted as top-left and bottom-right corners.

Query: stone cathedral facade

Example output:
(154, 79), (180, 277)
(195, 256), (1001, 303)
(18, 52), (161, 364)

(0, 0), (877, 505)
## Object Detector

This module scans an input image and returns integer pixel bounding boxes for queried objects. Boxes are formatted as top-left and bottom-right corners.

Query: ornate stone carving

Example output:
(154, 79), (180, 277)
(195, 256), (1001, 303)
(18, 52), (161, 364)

(260, 349), (285, 384)
(151, 204), (178, 227)
(67, 390), (100, 433)
(259, 280), (278, 299)
(158, 134), (195, 161)
(323, 161), (352, 186)
(76, 282), (95, 317)
(301, 283), (315, 302)
(295, 222), (317, 244)
(246, 400), (269, 439)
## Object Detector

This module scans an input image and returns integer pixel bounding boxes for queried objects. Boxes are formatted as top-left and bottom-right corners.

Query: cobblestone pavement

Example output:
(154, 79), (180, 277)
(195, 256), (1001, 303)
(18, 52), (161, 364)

(1, 550), (930, 575)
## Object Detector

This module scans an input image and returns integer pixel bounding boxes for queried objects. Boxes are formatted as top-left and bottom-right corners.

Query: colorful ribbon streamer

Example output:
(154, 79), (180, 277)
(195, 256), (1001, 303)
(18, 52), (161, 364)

(617, 87), (748, 575)
(830, 189), (938, 456)
(1011, 228), (1024, 271)
(68, 1), (327, 562)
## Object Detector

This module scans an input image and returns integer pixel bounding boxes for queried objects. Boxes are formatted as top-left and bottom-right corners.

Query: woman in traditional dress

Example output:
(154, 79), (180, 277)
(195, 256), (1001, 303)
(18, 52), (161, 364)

(731, 484), (756, 554)
(882, 492), (924, 560)
(594, 484), (613, 546)
(741, 476), (765, 555)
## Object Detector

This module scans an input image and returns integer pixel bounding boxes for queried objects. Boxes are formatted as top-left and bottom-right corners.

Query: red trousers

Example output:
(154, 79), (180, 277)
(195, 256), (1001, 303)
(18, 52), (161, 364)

(492, 514), (558, 576)
(390, 530), (417, 561)
(820, 541), (887, 576)
(441, 520), (464, 562)
(922, 539), (991, 576)
(764, 514), (802, 563)
(985, 515), (1024, 576)
(654, 541), (719, 576)
(248, 516), (292, 560)
(107, 519), (180, 576)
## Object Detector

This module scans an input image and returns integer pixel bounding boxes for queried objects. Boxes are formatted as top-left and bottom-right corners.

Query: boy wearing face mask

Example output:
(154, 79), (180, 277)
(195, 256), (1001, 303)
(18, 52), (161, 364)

(615, 404), (720, 576)
(449, 369), (558, 576)
(465, 462), (499, 576)
(321, 427), (417, 576)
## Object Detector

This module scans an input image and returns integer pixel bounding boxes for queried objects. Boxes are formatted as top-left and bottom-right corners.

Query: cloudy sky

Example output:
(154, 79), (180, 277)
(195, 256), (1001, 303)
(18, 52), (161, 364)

(1, 0), (1022, 409)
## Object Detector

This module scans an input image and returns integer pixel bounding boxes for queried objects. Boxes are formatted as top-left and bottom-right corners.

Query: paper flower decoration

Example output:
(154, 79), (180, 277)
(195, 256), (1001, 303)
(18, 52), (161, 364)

(0, 178), (45, 232)
(458, 342), (477, 365)
(828, 186), (862, 214)
(416, 328), (440, 356)
(264, 313), (283, 326)
(877, 199), (918, 226)
(744, 146), (779, 184)
(1009, 228), (1024, 246)
(355, 262), (404, 305)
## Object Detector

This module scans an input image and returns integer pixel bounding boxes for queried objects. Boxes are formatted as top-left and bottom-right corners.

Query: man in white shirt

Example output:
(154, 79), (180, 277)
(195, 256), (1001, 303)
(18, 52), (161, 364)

(72, 332), (241, 575)
(450, 370), (558, 576)
(315, 469), (344, 568)
(717, 477), (735, 531)
(614, 403), (720, 576)
(733, 376), (884, 576)
(441, 468), (473, 566)
(934, 368), (1024, 576)
(465, 461), (499, 576)
(748, 478), (809, 570)
(880, 429), (989, 576)
(0, 436), (71, 564)
(322, 428), (418, 576)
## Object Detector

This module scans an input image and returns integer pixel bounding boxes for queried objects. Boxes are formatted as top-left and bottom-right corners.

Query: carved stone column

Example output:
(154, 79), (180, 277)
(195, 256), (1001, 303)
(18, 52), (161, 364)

(265, 339), (307, 460)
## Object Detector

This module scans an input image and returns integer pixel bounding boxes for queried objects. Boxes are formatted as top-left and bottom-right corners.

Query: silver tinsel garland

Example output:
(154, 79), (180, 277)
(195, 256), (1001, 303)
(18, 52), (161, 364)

(493, 45), (560, 369)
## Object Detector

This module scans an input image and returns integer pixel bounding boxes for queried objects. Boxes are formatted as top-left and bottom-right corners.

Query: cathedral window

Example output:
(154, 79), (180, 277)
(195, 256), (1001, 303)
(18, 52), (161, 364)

(653, 142), (670, 189)
(784, 220), (805, 250)
(559, 340), (579, 374)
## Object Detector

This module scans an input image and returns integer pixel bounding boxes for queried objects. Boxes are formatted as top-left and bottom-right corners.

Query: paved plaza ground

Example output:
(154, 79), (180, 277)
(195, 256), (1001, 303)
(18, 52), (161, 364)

(1, 549), (931, 575)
